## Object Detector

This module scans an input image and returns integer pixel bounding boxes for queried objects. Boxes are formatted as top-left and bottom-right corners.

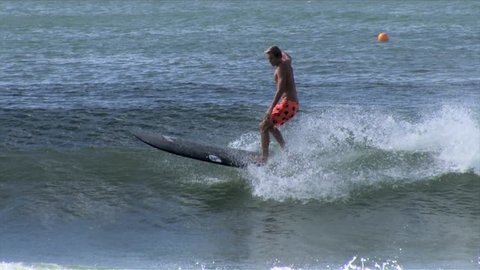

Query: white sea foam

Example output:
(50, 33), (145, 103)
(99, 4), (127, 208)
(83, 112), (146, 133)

(232, 105), (480, 201)
(0, 262), (73, 270)
(342, 256), (404, 270)
(384, 105), (480, 173)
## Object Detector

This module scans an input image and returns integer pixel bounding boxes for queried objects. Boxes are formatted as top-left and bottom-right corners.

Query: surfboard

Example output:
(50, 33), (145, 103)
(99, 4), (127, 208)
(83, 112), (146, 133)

(134, 130), (259, 168)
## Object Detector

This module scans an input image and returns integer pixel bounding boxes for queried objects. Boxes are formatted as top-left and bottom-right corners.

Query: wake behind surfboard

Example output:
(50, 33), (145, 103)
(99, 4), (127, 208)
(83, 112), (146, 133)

(134, 130), (259, 168)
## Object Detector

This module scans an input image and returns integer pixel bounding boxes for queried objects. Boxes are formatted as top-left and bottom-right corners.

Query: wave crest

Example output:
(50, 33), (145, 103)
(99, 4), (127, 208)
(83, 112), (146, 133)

(232, 105), (480, 201)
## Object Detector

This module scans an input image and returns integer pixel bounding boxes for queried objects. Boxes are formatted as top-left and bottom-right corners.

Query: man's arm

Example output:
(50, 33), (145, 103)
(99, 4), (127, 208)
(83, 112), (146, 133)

(282, 51), (292, 65)
(265, 65), (288, 118)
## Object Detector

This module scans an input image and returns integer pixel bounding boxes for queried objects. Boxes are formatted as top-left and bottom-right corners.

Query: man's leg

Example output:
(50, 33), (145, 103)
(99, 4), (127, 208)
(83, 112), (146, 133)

(260, 119), (273, 162)
(270, 127), (285, 149)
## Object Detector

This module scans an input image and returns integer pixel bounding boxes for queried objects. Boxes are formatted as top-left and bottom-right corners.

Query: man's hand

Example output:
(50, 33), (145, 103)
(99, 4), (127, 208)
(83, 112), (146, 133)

(264, 109), (273, 120)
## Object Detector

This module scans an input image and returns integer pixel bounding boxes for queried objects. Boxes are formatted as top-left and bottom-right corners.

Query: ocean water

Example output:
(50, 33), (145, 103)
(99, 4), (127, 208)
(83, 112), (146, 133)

(1, 1), (479, 269)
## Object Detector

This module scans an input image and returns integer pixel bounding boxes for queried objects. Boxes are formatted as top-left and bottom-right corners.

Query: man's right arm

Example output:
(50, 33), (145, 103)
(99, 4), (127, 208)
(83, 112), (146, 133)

(265, 64), (288, 118)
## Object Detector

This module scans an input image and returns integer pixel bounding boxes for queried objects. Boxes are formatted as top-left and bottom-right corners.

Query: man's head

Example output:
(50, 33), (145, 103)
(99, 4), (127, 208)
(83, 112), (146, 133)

(265, 46), (282, 66)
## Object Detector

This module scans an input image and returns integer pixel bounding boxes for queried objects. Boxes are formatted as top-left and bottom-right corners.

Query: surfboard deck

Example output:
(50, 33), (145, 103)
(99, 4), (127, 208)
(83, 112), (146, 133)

(134, 130), (260, 168)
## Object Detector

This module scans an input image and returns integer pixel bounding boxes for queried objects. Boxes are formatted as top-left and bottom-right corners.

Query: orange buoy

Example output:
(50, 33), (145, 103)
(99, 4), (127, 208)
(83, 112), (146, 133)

(377, 32), (389, 42)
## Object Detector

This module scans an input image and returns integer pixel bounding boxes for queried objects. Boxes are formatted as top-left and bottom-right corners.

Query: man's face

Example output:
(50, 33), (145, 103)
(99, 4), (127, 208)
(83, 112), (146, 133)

(267, 53), (280, 66)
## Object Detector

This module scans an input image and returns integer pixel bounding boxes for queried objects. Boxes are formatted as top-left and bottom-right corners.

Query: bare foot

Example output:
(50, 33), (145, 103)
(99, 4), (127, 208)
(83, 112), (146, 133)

(253, 155), (267, 166)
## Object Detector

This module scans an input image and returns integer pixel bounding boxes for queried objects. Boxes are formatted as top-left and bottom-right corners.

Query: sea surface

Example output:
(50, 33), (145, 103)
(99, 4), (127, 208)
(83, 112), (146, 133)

(1, 1), (479, 269)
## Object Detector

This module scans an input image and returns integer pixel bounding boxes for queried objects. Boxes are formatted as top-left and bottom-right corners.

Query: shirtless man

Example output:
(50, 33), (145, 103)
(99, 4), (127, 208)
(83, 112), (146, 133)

(258, 46), (299, 163)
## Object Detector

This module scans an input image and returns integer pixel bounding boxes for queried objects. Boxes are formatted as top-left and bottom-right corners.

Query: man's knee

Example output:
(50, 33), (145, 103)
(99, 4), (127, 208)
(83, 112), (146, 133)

(259, 119), (273, 133)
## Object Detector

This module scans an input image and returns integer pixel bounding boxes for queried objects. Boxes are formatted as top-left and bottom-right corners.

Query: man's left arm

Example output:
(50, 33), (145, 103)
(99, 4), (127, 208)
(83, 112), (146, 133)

(282, 51), (292, 65)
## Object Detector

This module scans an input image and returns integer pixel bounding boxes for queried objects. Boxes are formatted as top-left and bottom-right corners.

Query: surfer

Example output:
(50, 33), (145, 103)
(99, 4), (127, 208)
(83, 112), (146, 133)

(258, 46), (299, 163)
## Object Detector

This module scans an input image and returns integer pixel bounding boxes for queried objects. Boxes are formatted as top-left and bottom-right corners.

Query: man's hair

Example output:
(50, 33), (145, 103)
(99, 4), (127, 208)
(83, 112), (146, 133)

(265, 46), (282, 58)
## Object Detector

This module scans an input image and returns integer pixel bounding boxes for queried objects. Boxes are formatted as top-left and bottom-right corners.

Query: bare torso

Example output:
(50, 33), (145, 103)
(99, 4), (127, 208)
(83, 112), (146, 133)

(274, 61), (298, 102)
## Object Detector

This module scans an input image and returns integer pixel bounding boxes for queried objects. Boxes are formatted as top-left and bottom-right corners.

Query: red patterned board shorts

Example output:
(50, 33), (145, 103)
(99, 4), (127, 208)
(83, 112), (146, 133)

(270, 99), (299, 127)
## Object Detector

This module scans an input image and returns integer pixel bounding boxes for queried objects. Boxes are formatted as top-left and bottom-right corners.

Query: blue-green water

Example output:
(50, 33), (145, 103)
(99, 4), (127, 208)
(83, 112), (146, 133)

(1, 1), (479, 269)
